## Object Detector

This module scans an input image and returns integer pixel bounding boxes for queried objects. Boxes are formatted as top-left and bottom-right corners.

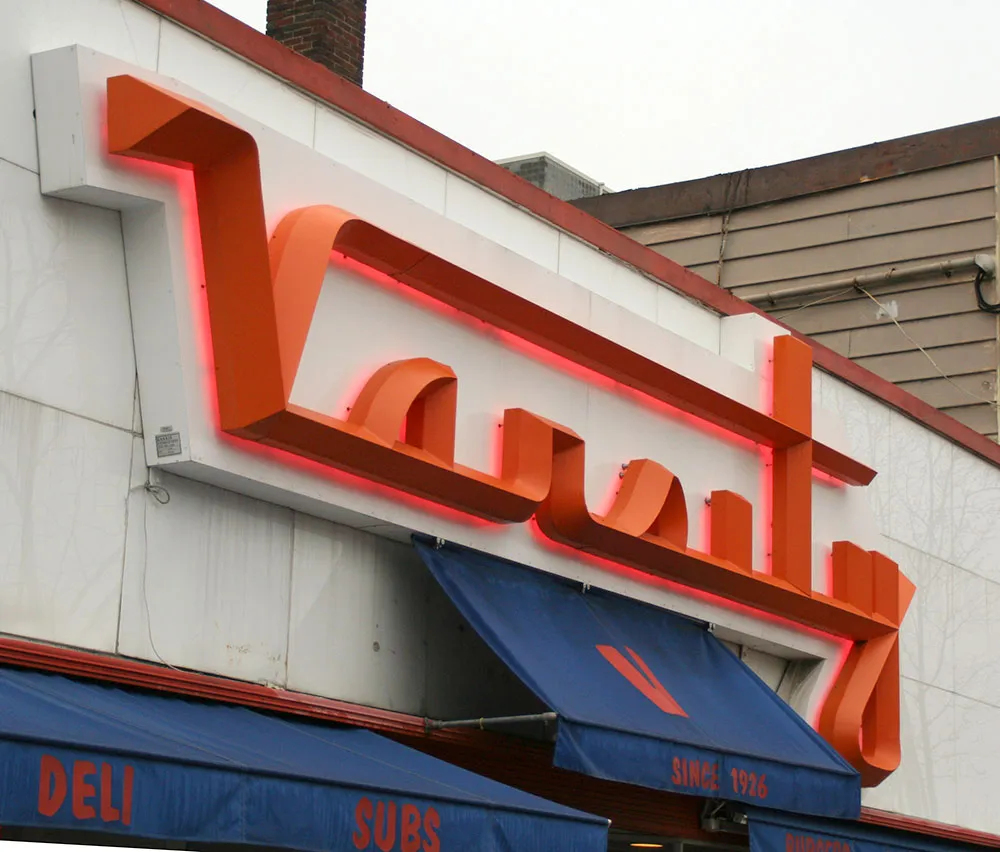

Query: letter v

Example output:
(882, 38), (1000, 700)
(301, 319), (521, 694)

(597, 645), (687, 716)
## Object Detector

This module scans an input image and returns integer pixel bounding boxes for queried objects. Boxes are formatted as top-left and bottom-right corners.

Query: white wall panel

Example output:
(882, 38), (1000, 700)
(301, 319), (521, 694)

(816, 370), (894, 529)
(828, 369), (1000, 832)
(883, 538), (954, 694)
(949, 445), (1000, 585)
(444, 174), (560, 271)
(558, 234), (657, 321)
(423, 579), (545, 720)
(809, 373), (887, 589)
(0, 154), (135, 430)
(811, 480), (884, 594)
(556, 233), (728, 360)
(286, 514), (429, 714)
(156, 21), (316, 148)
(656, 285), (722, 355)
(586, 297), (740, 406)
(314, 106), (448, 214)
(886, 410), (954, 562)
(0, 0), (159, 173)
(739, 647), (788, 691)
(721, 313), (778, 374)
(862, 678), (957, 826)
(117, 472), (293, 685)
(954, 695), (1000, 833)
(0, 391), (131, 651)
(950, 569), (1000, 708)
(586, 298), (757, 413)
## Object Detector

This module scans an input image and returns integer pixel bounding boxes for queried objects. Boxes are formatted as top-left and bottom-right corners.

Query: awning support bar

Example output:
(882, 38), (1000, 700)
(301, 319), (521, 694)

(424, 712), (558, 732)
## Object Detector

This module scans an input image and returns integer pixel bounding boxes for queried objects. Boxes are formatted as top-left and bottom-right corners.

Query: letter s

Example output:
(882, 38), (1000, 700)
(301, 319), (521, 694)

(38, 755), (67, 817)
(423, 807), (440, 852)
(353, 797), (373, 849)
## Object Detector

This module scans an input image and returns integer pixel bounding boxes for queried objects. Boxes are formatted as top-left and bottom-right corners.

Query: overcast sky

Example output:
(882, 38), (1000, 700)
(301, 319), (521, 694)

(208, 0), (1000, 192)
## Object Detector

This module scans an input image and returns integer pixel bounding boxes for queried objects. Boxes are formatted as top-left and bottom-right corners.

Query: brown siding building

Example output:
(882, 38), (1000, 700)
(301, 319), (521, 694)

(574, 121), (1000, 440)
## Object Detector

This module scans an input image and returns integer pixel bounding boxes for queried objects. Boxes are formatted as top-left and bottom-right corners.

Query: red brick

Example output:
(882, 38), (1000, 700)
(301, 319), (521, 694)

(266, 0), (365, 86)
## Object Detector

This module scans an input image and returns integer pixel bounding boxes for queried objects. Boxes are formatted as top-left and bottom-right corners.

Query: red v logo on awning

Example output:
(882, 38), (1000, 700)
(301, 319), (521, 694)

(597, 645), (687, 717)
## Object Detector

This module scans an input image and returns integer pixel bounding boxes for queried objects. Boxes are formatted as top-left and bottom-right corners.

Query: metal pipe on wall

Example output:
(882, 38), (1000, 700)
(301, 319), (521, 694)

(748, 254), (996, 306)
(424, 712), (558, 731)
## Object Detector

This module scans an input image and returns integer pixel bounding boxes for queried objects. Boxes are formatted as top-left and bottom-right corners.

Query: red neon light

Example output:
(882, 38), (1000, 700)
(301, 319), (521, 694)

(811, 638), (854, 731)
(104, 133), (220, 429)
(526, 517), (847, 648)
(758, 446), (774, 576)
(105, 85), (891, 639)
(103, 73), (908, 786)
(325, 243), (848, 483)
(216, 430), (501, 531)
(812, 468), (848, 489)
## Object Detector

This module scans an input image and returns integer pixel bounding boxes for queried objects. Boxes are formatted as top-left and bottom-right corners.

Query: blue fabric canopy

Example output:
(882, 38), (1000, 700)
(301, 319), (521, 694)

(750, 808), (969, 852)
(415, 539), (861, 820)
(0, 666), (607, 852)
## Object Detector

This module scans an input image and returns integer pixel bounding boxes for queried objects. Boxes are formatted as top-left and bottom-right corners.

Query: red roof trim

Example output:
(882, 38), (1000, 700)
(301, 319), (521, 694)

(0, 636), (427, 737)
(134, 0), (747, 325)
(1, 637), (998, 848)
(861, 808), (1000, 849)
(134, 0), (1000, 471)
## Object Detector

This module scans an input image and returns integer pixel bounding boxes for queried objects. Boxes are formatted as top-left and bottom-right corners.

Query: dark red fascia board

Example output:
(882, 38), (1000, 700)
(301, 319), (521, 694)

(131, 0), (1000, 473)
(0, 635), (997, 849)
(571, 116), (1000, 228)
(861, 809), (1000, 850)
(0, 636), (429, 737)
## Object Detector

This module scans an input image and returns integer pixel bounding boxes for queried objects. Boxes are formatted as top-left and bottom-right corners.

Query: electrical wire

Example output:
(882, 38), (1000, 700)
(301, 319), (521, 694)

(974, 267), (1000, 314)
(772, 286), (857, 319)
(854, 284), (997, 408)
(144, 481), (171, 505)
(139, 478), (186, 674)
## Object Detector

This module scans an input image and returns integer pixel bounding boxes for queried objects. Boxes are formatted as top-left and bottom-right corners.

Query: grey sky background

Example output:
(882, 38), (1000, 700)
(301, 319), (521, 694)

(208, 0), (1000, 192)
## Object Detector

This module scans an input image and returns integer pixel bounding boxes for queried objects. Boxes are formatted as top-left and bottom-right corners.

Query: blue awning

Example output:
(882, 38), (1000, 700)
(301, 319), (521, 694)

(750, 809), (969, 852)
(415, 539), (860, 820)
(0, 666), (607, 852)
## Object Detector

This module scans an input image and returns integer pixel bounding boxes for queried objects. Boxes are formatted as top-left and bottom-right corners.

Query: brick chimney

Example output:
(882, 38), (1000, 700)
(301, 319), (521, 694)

(267, 0), (366, 87)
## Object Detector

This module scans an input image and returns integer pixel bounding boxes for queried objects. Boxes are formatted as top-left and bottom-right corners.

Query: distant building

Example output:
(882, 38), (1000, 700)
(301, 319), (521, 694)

(575, 121), (1000, 439)
(498, 152), (609, 201)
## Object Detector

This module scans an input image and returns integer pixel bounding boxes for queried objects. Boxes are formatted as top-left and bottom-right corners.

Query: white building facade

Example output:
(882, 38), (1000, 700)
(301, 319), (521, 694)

(0, 1), (997, 849)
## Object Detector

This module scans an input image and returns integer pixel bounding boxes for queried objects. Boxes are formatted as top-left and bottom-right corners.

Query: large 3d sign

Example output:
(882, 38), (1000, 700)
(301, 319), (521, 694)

(104, 75), (912, 785)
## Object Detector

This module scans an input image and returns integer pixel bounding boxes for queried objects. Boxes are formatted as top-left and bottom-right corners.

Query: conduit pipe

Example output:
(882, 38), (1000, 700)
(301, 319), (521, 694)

(424, 712), (558, 732)
(748, 254), (996, 306)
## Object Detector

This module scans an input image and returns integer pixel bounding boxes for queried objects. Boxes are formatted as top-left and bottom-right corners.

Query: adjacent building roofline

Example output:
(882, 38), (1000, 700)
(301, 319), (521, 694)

(571, 115), (1000, 227)
(495, 151), (609, 190)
